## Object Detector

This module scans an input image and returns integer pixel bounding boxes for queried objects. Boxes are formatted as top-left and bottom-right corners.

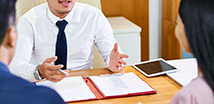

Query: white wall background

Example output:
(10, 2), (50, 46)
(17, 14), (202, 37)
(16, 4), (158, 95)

(149, 0), (162, 60)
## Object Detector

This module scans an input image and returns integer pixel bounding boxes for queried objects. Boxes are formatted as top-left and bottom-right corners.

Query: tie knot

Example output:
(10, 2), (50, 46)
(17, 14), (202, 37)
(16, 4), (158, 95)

(56, 20), (68, 31)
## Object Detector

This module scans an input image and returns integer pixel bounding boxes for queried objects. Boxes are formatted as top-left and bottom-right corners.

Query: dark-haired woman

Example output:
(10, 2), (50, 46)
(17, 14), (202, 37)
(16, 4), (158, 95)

(170, 0), (214, 103)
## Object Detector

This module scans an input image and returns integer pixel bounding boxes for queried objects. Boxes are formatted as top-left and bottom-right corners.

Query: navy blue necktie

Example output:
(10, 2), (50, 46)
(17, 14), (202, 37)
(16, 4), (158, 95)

(55, 20), (68, 69)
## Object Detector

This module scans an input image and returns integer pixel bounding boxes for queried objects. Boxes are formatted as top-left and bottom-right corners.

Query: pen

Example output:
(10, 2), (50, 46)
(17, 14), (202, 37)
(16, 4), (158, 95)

(50, 63), (69, 76)
(100, 73), (123, 77)
(58, 69), (69, 76)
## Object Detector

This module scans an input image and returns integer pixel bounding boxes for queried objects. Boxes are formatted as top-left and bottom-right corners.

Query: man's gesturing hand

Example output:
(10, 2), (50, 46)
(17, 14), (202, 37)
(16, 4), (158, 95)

(38, 56), (69, 82)
(109, 43), (129, 71)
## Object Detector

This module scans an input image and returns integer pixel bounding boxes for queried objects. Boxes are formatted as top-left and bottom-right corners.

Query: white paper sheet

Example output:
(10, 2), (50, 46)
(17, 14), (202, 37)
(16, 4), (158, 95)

(89, 72), (154, 96)
(36, 76), (96, 102)
(167, 58), (198, 86)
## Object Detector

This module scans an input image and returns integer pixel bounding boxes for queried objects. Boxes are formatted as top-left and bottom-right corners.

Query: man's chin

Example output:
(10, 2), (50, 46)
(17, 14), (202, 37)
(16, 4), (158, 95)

(59, 10), (71, 15)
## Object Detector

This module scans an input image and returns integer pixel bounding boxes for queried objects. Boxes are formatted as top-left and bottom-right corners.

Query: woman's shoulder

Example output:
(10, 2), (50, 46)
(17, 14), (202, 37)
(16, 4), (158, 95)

(170, 73), (214, 104)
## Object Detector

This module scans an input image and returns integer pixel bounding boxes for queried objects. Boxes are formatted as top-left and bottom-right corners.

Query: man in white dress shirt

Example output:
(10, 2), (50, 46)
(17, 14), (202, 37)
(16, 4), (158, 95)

(9, 0), (129, 82)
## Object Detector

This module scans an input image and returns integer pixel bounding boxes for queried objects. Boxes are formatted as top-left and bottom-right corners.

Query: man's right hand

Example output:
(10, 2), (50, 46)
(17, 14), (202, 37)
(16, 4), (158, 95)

(38, 56), (68, 82)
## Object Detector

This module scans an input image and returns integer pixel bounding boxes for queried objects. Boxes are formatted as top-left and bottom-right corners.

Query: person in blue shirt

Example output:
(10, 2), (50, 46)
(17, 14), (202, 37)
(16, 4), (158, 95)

(0, 0), (66, 103)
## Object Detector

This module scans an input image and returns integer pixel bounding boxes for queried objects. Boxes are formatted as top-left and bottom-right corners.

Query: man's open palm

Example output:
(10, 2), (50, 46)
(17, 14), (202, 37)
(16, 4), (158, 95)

(109, 43), (129, 71)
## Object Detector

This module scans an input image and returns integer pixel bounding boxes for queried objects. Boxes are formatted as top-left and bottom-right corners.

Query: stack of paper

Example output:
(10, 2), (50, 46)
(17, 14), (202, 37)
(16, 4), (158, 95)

(167, 58), (198, 86)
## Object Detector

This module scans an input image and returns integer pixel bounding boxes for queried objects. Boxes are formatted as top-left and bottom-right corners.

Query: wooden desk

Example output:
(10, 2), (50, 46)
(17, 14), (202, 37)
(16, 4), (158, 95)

(66, 66), (181, 104)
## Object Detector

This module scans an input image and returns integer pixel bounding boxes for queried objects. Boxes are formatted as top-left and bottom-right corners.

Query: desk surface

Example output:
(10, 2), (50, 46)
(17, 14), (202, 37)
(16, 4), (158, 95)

(66, 66), (180, 104)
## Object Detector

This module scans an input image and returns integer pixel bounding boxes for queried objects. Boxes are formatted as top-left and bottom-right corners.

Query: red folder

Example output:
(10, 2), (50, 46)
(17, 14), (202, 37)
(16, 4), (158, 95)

(66, 73), (157, 103)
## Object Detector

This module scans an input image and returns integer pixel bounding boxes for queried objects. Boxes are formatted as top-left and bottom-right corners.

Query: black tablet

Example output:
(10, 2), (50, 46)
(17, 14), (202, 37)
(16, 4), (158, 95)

(132, 58), (177, 77)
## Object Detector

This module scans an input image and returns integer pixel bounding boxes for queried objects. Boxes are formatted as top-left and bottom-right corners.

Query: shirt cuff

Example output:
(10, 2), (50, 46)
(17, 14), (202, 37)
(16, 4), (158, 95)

(106, 55), (110, 68)
(19, 64), (38, 82)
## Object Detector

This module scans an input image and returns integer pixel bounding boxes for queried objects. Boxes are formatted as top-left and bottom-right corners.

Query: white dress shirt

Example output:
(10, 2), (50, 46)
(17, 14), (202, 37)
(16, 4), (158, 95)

(9, 2), (119, 82)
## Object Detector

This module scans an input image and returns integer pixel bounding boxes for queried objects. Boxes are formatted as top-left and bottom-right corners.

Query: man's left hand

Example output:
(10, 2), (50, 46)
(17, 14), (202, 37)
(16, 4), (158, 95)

(109, 43), (129, 71)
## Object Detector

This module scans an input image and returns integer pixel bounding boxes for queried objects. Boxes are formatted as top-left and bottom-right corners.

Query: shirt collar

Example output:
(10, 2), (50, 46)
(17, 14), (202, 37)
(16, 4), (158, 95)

(47, 5), (74, 25)
(0, 61), (10, 73)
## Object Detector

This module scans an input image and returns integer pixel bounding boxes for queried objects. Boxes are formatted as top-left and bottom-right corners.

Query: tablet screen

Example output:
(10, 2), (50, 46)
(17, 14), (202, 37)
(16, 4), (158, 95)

(135, 60), (176, 75)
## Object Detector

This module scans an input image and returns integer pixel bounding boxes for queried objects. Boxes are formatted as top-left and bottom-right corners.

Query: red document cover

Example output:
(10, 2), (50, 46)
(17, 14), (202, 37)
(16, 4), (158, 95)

(66, 72), (157, 103)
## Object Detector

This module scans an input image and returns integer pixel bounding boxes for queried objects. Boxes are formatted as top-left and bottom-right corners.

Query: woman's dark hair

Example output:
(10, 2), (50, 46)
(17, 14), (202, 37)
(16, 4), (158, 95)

(0, 0), (17, 45)
(179, 0), (214, 92)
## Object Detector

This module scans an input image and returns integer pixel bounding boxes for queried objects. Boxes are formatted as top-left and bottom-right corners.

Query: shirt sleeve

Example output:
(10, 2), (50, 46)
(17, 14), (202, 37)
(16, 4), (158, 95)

(93, 10), (122, 68)
(33, 86), (66, 104)
(0, 71), (66, 104)
(8, 17), (37, 82)
(170, 89), (200, 104)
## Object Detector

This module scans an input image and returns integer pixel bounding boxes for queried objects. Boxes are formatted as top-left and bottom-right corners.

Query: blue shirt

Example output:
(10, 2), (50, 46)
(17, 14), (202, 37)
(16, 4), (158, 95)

(0, 61), (66, 104)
